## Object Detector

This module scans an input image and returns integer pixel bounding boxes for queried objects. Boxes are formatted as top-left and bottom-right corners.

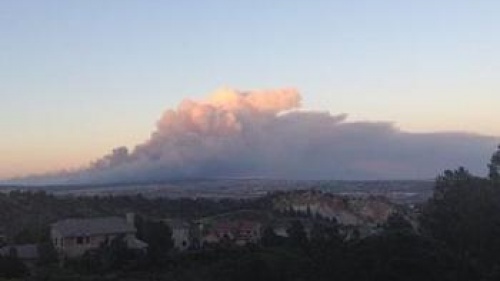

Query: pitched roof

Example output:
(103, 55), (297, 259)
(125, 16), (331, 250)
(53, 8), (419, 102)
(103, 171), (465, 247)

(164, 219), (190, 230)
(52, 217), (136, 237)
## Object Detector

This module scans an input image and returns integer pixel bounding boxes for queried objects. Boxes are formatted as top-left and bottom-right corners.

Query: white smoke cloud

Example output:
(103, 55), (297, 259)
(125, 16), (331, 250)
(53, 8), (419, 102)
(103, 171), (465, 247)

(8, 88), (499, 185)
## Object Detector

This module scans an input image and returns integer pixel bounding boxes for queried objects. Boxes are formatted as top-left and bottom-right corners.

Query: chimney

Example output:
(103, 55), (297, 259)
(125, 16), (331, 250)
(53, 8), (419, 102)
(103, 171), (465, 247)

(126, 213), (135, 225)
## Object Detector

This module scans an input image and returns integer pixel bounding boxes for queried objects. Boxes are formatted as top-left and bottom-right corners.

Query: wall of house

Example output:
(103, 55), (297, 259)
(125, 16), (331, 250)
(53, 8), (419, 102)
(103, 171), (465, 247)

(172, 228), (190, 251)
(51, 229), (64, 253)
(52, 231), (135, 258)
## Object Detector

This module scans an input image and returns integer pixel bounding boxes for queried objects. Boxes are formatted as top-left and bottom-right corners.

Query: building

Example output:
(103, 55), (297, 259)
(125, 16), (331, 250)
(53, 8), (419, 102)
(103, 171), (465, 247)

(0, 244), (39, 268)
(165, 219), (192, 251)
(51, 214), (147, 258)
(202, 221), (261, 246)
(234, 221), (261, 246)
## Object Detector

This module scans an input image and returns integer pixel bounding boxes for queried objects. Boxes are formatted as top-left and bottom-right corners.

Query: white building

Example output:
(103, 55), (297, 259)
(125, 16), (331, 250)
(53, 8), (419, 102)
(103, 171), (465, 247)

(165, 220), (191, 251)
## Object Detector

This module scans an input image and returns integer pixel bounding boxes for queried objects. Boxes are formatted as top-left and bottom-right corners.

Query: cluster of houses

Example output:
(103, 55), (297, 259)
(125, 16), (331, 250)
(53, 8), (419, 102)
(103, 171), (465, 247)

(163, 217), (264, 251)
(50, 214), (265, 258)
(273, 190), (397, 226)
(200, 220), (262, 246)
(0, 213), (265, 264)
(1, 191), (404, 265)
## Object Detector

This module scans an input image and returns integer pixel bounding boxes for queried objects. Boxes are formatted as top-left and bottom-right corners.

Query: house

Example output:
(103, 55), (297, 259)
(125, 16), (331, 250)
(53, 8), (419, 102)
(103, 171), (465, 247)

(202, 221), (261, 246)
(51, 213), (147, 258)
(164, 219), (191, 251)
(0, 244), (39, 268)
(202, 222), (234, 246)
(234, 221), (261, 246)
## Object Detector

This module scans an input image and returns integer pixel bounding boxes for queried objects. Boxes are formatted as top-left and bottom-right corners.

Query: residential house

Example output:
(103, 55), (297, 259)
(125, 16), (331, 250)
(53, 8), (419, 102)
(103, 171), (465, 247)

(234, 221), (261, 246)
(51, 214), (147, 258)
(202, 221), (261, 246)
(0, 244), (39, 268)
(164, 219), (192, 251)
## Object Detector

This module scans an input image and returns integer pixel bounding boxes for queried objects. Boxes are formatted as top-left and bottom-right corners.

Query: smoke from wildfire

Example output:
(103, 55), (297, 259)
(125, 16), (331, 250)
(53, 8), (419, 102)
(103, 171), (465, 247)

(10, 88), (499, 185)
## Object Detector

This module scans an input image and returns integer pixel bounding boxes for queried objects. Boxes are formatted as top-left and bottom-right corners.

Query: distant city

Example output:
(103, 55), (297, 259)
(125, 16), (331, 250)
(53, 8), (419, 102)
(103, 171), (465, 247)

(0, 179), (434, 205)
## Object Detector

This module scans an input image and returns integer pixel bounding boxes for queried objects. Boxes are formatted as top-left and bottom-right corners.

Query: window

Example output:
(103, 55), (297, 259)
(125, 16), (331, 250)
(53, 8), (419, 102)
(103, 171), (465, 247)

(85, 237), (90, 244)
(76, 236), (83, 244)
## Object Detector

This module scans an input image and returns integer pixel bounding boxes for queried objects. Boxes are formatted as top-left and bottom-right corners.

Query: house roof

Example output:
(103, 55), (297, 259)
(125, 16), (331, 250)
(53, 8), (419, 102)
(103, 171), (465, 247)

(51, 217), (136, 237)
(164, 219), (190, 230)
(210, 221), (261, 235)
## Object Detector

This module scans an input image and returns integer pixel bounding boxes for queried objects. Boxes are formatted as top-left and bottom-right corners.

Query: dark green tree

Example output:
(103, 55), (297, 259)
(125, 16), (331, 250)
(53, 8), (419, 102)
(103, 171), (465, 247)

(101, 234), (137, 271)
(286, 220), (308, 249)
(420, 160), (500, 280)
(308, 222), (344, 280)
(0, 255), (28, 279)
(343, 228), (457, 281)
(489, 145), (500, 181)
(135, 217), (173, 265)
(261, 226), (282, 247)
(37, 241), (59, 266)
(384, 212), (413, 233)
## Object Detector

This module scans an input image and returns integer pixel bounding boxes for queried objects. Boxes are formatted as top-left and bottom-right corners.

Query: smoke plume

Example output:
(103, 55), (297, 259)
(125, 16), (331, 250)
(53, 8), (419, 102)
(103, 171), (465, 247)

(10, 88), (500, 185)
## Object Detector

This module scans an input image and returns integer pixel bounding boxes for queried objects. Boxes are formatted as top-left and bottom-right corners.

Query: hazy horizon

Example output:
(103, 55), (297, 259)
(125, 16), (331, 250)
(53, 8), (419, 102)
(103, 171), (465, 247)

(3, 88), (498, 185)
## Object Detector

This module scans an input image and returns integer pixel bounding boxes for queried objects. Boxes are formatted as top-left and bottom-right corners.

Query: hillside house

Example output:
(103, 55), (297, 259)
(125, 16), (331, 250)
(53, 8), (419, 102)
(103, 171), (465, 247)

(165, 219), (192, 251)
(0, 244), (39, 267)
(235, 221), (262, 246)
(51, 214), (147, 258)
(202, 221), (262, 246)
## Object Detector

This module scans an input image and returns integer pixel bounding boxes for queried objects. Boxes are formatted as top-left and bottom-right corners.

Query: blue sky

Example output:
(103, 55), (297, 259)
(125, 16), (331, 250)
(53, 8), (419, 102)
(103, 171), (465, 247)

(1, 0), (500, 178)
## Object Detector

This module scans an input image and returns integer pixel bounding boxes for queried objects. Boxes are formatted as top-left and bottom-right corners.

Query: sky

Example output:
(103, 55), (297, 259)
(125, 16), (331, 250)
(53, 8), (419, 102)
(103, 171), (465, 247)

(1, 1), (500, 180)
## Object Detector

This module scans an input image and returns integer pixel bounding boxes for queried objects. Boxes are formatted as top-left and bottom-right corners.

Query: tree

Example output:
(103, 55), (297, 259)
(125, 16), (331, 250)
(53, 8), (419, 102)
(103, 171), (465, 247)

(37, 242), (58, 266)
(310, 222), (340, 243)
(383, 212), (413, 233)
(75, 234), (141, 274)
(286, 220), (308, 249)
(489, 145), (500, 181)
(0, 255), (28, 279)
(261, 226), (282, 247)
(135, 216), (173, 265)
(101, 234), (135, 271)
(420, 158), (500, 280)
(344, 228), (457, 281)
